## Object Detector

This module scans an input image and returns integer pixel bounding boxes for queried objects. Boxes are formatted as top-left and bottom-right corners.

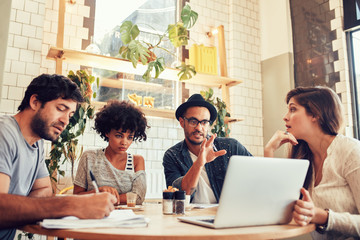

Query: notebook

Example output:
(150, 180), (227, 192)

(178, 156), (309, 229)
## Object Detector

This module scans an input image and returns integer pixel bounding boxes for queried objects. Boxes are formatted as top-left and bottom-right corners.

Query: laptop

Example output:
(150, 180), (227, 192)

(178, 156), (309, 228)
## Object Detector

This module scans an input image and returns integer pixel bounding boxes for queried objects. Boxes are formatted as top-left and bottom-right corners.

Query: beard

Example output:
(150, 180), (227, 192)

(185, 130), (206, 146)
(31, 110), (63, 142)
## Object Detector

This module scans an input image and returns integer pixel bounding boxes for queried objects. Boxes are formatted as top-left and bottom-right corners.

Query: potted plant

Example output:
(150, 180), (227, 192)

(201, 88), (231, 137)
(46, 70), (98, 192)
(118, 3), (198, 82)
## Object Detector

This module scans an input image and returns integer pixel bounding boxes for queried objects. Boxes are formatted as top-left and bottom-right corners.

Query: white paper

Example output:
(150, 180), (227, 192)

(191, 203), (219, 209)
(40, 209), (149, 229)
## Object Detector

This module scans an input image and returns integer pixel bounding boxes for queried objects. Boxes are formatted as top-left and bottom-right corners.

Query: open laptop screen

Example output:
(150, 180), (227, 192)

(179, 156), (309, 229)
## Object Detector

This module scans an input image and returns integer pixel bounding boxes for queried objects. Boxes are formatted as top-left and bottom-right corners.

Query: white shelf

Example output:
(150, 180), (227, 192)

(47, 46), (243, 120)
(92, 101), (243, 121)
(99, 78), (174, 94)
(47, 47), (243, 88)
(92, 101), (175, 119)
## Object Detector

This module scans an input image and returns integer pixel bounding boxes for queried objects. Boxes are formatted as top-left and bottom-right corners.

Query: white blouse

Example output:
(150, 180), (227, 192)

(309, 134), (360, 239)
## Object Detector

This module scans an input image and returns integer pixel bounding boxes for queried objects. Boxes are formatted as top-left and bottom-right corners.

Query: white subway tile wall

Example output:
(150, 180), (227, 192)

(187, 0), (263, 155)
(330, 1), (354, 137)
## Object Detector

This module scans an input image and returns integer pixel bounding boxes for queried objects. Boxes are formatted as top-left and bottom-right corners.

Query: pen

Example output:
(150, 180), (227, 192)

(89, 170), (99, 193)
(212, 143), (218, 152)
(207, 135), (218, 152)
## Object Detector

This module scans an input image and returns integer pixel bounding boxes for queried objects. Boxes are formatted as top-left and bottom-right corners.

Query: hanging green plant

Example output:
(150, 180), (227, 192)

(119, 3), (198, 82)
(200, 88), (231, 137)
(46, 70), (99, 187)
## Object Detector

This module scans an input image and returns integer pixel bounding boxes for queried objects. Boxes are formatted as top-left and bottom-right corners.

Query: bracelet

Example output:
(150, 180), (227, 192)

(316, 208), (329, 234)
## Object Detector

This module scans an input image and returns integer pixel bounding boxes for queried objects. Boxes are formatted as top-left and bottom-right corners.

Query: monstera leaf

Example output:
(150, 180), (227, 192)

(181, 4), (198, 29)
(120, 21), (140, 44)
(143, 57), (165, 82)
(119, 40), (150, 68)
(176, 63), (196, 80)
(168, 23), (188, 48)
(118, 4), (198, 81)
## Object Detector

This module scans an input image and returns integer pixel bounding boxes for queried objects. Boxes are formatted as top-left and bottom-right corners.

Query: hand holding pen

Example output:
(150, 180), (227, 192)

(90, 170), (100, 193)
(207, 134), (219, 152)
(201, 134), (227, 164)
(90, 170), (121, 204)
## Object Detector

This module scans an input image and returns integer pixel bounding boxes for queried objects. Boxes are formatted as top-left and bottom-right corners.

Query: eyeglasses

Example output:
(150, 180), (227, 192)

(183, 117), (210, 127)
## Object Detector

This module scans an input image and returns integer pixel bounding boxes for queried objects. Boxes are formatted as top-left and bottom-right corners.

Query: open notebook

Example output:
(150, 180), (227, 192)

(178, 156), (309, 228)
(40, 210), (148, 229)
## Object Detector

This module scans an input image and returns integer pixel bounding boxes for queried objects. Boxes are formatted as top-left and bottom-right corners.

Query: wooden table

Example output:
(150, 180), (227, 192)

(20, 204), (315, 240)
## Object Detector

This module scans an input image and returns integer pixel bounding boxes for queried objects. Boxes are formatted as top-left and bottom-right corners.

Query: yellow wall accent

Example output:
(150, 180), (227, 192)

(189, 44), (218, 75)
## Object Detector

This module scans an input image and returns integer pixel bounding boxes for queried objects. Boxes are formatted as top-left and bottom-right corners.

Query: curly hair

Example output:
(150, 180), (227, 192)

(94, 100), (149, 142)
(18, 74), (84, 111)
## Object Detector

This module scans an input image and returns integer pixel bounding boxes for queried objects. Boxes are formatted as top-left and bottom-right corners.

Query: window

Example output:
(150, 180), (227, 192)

(347, 29), (360, 138)
(345, 0), (360, 138)
(90, 0), (177, 67)
(344, 0), (360, 31)
(84, 0), (180, 111)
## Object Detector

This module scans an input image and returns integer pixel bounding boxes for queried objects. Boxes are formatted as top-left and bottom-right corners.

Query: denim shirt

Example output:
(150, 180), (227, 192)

(163, 137), (252, 202)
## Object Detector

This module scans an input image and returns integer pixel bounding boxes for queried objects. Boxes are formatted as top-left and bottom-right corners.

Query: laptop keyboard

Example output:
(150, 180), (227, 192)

(200, 218), (215, 223)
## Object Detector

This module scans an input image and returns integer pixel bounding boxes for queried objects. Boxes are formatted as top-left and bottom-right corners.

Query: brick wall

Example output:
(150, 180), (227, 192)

(289, 0), (353, 135)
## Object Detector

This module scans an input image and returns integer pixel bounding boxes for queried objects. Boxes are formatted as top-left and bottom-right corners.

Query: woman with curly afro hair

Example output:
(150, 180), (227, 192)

(74, 100), (149, 205)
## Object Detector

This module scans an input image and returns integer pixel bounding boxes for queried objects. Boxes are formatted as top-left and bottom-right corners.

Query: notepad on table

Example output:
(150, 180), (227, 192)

(40, 209), (149, 229)
(192, 203), (218, 209)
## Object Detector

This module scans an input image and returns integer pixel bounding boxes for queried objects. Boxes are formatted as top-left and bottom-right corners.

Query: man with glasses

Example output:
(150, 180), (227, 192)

(163, 94), (252, 204)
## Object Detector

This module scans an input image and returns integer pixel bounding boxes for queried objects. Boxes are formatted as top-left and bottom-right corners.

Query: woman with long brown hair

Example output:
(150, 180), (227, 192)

(265, 86), (360, 239)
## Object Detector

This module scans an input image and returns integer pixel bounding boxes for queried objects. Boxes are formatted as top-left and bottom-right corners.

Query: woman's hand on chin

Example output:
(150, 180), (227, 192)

(264, 130), (298, 157)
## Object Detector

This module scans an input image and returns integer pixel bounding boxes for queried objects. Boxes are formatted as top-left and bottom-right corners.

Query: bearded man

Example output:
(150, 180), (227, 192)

(163, 94), (252, 204)
(0, 74), (116, 240)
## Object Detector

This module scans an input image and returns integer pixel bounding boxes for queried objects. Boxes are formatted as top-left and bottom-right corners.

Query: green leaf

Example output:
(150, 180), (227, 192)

(89, 75), (95, 84)
(78, 120), (85, 133)
(209, 88), (214, 97)
(119, 22), (151, 67)
(78, 106), (85, 119)
(96, 77), (100, 88)
(155, 57), (165, 78)
(72, 111), (80, 122)
(125, 40), (150, 67)
(87, 106), (95, 119)
(218, 117), (224, 125)
(177, 63), (196, 80)
(120, 21), (140, 44)
(181, 4), (198, 29)
(201, 88), (230, 137)
(142, 57), (165, 81)
(59, 169), (65, 177)
(48, 69), (97, 185)
(168, 23), (188, 47)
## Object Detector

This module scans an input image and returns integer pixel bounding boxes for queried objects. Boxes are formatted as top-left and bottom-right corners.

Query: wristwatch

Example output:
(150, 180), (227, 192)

(316, 208), (329, 234)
